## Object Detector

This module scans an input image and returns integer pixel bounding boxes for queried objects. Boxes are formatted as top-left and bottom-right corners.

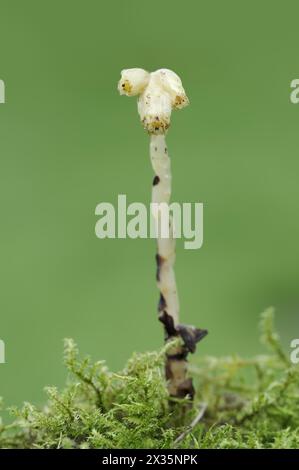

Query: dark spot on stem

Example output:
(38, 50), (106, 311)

(167, 351), (188, 361)
(158, 293), (166, 312)
(155, 254), (165, 282)
(159, 310), (177, 337)
(158, 309), (208, 353)
(153, 175), (160, 186)
(177, 378), (195, 399)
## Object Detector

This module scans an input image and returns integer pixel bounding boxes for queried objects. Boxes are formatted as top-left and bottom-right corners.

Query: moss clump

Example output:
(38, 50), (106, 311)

(0, 309), (298, 449)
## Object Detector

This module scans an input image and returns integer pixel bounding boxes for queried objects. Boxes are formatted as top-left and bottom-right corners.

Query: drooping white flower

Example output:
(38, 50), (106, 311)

(117, 68), (150, 96)
(118, 67), (203, 400)
(118, 68), (189, 134)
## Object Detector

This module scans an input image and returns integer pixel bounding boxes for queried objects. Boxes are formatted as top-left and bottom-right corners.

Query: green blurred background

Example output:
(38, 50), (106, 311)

(0, 1), (298, 408)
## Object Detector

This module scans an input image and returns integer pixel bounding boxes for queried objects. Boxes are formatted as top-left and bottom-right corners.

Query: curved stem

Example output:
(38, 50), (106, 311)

(150, 134), (179, 326)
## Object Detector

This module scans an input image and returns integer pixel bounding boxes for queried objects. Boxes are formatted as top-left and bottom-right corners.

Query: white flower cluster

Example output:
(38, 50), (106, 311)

(118, 68), (189, 134)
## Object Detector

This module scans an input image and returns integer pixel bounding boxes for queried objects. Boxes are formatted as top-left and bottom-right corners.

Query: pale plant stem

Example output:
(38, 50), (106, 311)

(118, 68), (208, 400)
(150, 134), (179, 326)
(150, 134), (191, 397)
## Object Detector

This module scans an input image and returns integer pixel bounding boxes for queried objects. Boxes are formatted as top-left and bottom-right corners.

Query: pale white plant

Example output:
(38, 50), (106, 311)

(118, 68), (207, 399)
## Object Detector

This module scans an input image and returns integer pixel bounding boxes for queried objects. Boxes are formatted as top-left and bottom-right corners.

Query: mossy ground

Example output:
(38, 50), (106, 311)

(1, 309), (298, 449)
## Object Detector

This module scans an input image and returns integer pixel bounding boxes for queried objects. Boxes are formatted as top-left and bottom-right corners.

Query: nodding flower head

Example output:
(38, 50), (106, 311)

(118, 68), (150, 96)
(118, 68), (189, 134)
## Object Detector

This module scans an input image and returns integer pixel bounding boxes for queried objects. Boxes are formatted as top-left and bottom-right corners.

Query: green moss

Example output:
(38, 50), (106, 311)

(0, 309), (298, 449)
